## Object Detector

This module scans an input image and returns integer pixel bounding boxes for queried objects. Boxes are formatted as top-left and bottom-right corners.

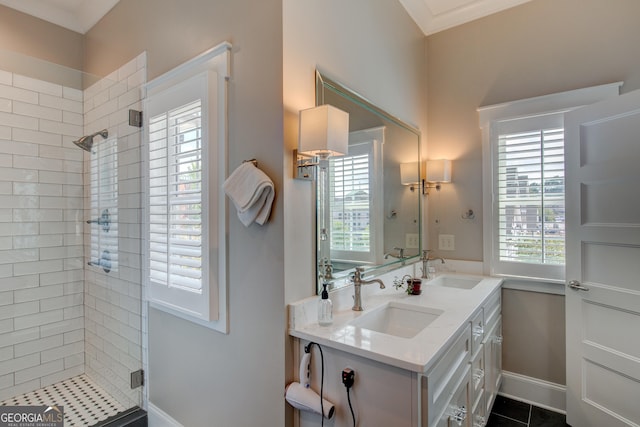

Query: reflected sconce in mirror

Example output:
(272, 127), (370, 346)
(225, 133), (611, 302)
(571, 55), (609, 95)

(294, 105), (349, 180)
(400, 162), (420, 192)
(425, 159), (452, 195)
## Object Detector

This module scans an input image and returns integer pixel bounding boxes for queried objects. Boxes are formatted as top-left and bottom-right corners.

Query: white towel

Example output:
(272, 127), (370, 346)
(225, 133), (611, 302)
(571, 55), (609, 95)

(223, 162), (275, 226)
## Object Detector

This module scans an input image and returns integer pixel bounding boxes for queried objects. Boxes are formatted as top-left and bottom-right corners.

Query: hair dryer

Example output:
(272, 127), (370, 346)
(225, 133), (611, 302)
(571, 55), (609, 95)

(285, 382), (335, 419)
(285, 347), (335, 419)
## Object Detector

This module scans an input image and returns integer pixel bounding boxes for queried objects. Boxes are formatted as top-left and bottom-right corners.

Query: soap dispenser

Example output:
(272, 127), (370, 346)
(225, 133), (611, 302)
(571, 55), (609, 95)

(318, 283), (333, 326)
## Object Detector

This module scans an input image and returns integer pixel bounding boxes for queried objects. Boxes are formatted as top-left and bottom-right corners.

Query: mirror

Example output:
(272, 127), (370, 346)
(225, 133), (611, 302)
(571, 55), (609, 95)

(315, 70), (422, 293)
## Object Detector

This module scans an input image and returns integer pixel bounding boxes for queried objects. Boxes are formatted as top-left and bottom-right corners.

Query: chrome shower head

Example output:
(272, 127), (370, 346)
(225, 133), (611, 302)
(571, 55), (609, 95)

(73, 129), (109, 152)
(73, 135), (94, 152)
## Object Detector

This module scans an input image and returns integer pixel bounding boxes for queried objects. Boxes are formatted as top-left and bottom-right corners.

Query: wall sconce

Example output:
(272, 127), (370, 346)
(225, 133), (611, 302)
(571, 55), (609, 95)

(400, 162), (420, 192)
(425, 159), (452, 194)
(294, 105), (349, 180)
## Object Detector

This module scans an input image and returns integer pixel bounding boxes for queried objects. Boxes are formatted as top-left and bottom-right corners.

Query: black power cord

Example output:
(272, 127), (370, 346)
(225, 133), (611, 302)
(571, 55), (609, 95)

(305, 342), (326, 426)
(342, 368), (356, 426)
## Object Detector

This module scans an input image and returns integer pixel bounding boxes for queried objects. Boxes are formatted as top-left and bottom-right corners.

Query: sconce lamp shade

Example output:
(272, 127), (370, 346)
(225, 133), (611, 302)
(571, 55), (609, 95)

(426, 159), (452, 183)
(400, 162), (420, 185)
(298, 105), (349, 157)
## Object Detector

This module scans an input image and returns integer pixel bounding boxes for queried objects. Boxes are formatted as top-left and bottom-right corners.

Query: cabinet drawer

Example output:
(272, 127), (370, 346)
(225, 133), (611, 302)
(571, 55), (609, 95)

(470, 309), (484, 356)
(429, 324), (471, 425)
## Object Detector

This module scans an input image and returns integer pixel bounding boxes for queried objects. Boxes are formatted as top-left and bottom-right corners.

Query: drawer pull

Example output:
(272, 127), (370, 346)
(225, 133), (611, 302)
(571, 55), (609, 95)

(473, 368), (485, 384)
(495, 335), (503, 345)
(450, 405), (467, 426)
(473, 324), (484, 338)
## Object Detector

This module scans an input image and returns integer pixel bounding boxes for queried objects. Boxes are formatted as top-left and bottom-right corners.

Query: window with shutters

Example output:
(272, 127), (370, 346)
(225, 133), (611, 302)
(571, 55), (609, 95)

(144, 43), (229, 332)
(479, 83), (621, 282)
(486, 111), (567, 281)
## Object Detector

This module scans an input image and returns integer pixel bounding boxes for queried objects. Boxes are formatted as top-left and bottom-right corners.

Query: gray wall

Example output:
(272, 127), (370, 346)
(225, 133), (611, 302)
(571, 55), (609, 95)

(85, 0), (285, 425)
(0, 5), (83, 71)
(502, 288), (565, 384)
(425, 0), (640, 383)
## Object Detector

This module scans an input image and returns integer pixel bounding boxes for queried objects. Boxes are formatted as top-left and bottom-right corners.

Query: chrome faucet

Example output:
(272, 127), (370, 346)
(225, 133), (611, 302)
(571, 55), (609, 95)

(421, 249), (445, 279)
(384, 247), (406, 264)
(351, 267), (385, 311)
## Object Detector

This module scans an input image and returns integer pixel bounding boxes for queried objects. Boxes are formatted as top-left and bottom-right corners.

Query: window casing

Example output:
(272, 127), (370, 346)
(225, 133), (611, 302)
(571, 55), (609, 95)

(144, 43), (229, 332)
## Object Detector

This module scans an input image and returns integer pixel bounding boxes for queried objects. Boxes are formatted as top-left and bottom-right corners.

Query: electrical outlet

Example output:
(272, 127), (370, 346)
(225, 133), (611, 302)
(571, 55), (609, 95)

(342, 368), (355, 388)
(438, 234), (455, 251)
(405, 233), (419, 249)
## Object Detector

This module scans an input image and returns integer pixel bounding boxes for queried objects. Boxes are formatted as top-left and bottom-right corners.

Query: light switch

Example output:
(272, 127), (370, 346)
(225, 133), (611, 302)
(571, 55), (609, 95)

(439, 234), (455, 251)
(406, 233), (419, 249)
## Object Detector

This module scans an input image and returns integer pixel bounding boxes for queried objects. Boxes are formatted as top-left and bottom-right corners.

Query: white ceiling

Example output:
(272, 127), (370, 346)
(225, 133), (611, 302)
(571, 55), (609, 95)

(0, 0), (530, 36)
(0, 0), (120, 34)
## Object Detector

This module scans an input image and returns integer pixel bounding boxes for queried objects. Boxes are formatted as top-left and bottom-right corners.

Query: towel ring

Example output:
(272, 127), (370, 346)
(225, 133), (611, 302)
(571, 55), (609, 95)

(243, 158), (258, 167)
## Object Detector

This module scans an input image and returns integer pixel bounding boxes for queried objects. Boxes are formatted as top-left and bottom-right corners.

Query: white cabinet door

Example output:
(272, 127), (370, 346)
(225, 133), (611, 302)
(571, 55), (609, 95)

(483, 317), (502, 415)
(435, 366), (471, 427)
(565, 89), (640, 427)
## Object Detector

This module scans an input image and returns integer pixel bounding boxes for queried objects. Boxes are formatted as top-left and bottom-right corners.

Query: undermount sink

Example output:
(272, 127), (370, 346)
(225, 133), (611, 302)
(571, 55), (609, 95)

(428, 276), (482, 290)
(350, 302), (443, 338)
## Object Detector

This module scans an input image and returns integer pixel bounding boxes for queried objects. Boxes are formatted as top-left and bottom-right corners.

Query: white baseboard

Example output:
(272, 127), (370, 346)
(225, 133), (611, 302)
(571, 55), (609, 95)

(500, 371), (566, 414)
(148, 402), (183, 427)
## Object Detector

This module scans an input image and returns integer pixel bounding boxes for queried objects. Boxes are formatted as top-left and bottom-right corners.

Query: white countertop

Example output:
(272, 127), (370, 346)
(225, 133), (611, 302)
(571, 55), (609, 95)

(288, 270), (503, 373)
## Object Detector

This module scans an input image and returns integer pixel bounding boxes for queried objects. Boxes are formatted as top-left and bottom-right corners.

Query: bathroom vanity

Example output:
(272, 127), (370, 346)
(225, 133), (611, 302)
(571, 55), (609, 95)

(288, 270), (502, 427)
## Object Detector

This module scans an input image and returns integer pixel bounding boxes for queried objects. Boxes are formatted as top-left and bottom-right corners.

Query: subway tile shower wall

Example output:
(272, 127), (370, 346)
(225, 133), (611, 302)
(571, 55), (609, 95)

(0, 68), (86, 401)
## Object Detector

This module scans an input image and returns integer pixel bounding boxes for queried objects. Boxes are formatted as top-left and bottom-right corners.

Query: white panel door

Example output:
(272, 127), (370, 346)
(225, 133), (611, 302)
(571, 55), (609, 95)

(565, 89), (640, 427)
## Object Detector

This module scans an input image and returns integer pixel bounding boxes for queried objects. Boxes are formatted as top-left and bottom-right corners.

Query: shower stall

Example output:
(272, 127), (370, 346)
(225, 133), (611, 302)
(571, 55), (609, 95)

(0, 49), (146, 426)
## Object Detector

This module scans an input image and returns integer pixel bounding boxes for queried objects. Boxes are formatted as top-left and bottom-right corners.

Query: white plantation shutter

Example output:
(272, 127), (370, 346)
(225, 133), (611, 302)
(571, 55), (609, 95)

(496, 118), (565, 266)
(148, 100), (203, 292)
(144, 42), (230, 332)
(492, 112), (566, 280)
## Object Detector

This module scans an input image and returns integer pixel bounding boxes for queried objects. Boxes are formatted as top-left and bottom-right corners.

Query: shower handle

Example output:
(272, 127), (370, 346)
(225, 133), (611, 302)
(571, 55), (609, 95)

(88, 250), (112, 274)
(87, 209), (111, 232)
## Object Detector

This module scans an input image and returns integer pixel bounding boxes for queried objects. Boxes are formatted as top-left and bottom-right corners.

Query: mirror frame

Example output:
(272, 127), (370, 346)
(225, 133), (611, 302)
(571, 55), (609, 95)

(315, 69), (422, 294)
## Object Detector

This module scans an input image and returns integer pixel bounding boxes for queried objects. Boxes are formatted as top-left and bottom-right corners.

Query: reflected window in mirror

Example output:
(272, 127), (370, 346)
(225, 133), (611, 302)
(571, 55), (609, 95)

(324, 128), (384, 268)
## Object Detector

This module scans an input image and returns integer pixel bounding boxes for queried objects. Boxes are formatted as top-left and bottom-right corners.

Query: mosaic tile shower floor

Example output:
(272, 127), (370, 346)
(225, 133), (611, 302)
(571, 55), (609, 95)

(1, 374), (127, 426)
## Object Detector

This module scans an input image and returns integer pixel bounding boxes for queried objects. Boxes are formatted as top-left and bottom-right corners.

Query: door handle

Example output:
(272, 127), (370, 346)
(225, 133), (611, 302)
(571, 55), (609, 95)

(568, 280), (589, 291)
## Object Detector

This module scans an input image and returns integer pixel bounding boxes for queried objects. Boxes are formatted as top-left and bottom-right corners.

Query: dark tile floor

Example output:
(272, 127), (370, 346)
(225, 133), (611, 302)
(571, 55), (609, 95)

(487, 395), (568, 427)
